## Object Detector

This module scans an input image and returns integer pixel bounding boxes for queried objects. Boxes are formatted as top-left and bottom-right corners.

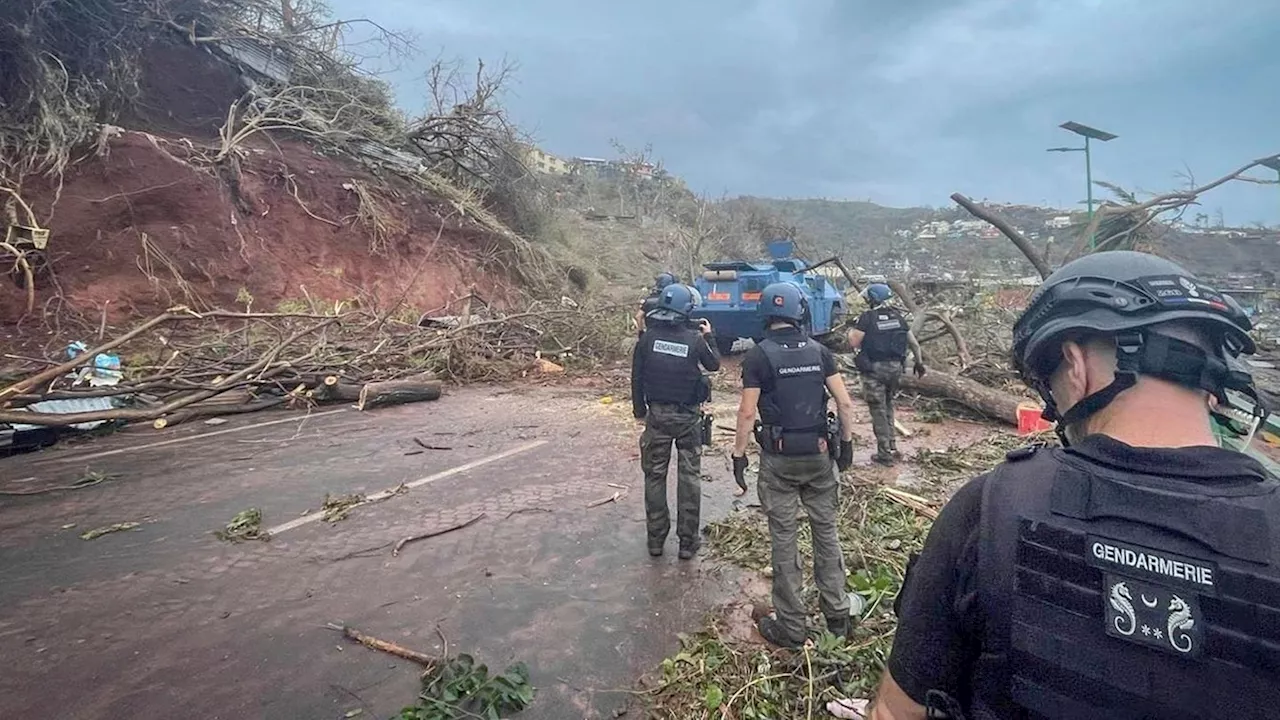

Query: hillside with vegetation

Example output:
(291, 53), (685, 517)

(728, 195), (1280, 285)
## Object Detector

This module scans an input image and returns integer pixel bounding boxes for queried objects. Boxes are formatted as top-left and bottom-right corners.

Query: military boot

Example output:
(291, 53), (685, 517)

(678, 537), (701, 560)
(826, 615), (851, 639)
(648, 536), (665, 557)
(756, 615), (804, 649)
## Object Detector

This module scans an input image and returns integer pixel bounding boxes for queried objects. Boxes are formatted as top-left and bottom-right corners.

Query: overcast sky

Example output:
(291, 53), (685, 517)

(333, 0), (1280, 225)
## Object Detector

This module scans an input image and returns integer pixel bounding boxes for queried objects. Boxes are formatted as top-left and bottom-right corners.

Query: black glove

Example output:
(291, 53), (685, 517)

(732, 454), (749, 493)
(837, 440), (854, 472)
(913, 361), (927, 378)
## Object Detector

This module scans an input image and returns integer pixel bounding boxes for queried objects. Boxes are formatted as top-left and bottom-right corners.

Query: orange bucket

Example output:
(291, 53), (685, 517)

(1017, 402), (1054, 436)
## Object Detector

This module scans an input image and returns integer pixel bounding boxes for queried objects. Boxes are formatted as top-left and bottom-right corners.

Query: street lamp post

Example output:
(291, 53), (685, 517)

(1047, 121), (1118, 250)
(1258, 155), (1280, 222)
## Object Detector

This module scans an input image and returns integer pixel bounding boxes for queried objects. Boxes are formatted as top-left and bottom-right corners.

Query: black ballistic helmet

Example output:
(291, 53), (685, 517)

(759, 282), (807, 324)
(1011, 251), (1259, 437)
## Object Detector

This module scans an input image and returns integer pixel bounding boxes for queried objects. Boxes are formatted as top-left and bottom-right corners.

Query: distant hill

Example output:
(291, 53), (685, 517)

(727, 196), (1280, 284)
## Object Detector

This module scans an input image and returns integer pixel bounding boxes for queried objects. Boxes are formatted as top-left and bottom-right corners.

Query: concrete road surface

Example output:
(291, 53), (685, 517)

(0, 385), (749, 719)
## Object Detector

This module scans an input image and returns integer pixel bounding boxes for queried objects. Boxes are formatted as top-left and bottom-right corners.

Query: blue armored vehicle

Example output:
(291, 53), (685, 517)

(690, 239), (855, 354)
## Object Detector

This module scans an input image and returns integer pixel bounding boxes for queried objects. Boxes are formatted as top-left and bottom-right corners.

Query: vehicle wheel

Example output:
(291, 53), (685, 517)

(715, 336), (736, 355)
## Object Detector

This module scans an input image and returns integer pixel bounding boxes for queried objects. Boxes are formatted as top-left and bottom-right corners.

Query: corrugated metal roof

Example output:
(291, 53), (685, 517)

(213, 37), (291, 83)
(353, 141), (427, 174)
(9, 396), (121, 432)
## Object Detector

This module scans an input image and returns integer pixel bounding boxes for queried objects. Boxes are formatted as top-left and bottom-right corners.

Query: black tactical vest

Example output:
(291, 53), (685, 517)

(639, 322), (707, 407)
(860, 307), (909, 362)
(757, 335), (828, 455)
(969, 446), (1280, 720)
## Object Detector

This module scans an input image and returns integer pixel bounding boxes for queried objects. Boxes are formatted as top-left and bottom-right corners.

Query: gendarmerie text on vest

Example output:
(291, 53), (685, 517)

(1089, 538), (1215, 589)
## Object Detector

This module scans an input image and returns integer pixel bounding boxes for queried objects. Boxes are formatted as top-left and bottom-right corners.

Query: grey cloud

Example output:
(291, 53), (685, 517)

(335, 0), (1280, 223)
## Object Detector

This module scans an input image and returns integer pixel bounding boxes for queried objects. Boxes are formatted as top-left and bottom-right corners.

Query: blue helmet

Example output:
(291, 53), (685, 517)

(649, 283), (699, 321)
(654, 272), (676, 291)
(759, 282), (806, 323)
(864, 283), (892, 305)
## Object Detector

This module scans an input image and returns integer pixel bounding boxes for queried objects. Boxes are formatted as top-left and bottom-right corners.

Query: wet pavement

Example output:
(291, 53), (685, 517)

(0, 380), (997, 719)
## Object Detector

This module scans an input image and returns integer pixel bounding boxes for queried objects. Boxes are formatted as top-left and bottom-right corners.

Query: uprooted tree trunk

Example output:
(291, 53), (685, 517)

(357, 375), (442, 411)
(900, 367), (1022, 426)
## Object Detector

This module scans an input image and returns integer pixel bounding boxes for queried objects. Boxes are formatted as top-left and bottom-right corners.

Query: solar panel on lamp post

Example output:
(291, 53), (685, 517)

(1048, 121), (1118, 250)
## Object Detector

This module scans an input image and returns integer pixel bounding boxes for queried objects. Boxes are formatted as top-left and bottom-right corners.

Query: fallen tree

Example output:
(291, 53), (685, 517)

(0, 299), (632, 429)
(950, 151), (1280, 279)
(900, 367), (1021, 426)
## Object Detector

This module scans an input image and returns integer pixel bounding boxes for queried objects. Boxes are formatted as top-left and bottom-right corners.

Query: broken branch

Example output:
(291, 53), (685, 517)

(392, 513), (487, 556)
(950, 193), (1052, 279)
(330, 624), (439, 669)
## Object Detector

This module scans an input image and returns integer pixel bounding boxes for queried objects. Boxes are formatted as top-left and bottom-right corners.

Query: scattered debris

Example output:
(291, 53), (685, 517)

(914, 431), (1047, 486)
(330, 624), (439, 669)
(503, 507), (553, 519)
(393, 513), (487, 557)
(0, 303), (632, 437)
(586, 491), (622, 508)
(880, 487), (939, 520)
(0, 468), (117, 496)
(80, 521), (140, 540)
(533, 358), (565, 375)
(215, 508), (269, 543)
(892, 419), (914, 438)
(648, 468), (943, 715)
(396, 654), (535, 720)
(322, 493), (366, 523)
(412, 438), (453, 451)
(332, 624), (535, 719)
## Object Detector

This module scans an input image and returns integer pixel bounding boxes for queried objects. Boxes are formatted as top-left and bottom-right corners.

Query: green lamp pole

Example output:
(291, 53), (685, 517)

(1048, 121), (1118, 250)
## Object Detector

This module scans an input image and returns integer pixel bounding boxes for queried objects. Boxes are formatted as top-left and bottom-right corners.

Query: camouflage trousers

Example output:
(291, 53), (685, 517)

(758, 451), (850, 642)
(861, 359), (904, 457)
(640, 403), (702, 547)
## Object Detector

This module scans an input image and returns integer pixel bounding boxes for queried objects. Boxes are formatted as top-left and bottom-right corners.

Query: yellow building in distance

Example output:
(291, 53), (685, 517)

(523, 145), (571, 175)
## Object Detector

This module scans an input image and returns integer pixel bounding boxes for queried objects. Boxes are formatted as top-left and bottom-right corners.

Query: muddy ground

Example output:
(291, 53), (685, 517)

(0, 379), (996, 719)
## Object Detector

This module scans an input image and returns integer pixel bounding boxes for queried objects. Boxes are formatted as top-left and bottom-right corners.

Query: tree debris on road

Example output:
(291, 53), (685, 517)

(392, 513), (487, 556)
(322, 493), (366, 523)
(330, 624), (439, 670)
(0, 301), (632, 443)
(215, 508), (269, 543)
(80, 521), (141, 540)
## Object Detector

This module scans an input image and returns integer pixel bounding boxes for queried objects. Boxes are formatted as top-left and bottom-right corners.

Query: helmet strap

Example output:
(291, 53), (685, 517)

(1042, 330), (1266, 446)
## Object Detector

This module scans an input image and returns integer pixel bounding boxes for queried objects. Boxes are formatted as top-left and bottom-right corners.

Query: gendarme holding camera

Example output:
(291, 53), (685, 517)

(631, 283), (720, 559)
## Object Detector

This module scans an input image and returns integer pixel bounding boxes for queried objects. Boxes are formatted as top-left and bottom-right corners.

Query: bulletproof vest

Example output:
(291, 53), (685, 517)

(969, 447), (1280, 720)
(757, 336), (828, 455)
(860, 307), (909, 362)
(639, 322), (707, 407)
